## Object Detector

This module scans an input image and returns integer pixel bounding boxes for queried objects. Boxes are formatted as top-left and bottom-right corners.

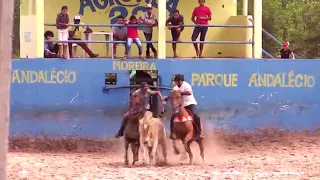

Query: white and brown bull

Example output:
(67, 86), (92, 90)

(139, 111), (167, 165)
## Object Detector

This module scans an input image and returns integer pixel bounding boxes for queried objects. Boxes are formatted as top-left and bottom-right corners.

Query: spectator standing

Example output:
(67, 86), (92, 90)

(112, 16), (128, 58)
(166, 10), (184, 58)
(191, 0), (212, 58)
(56, 6), (70, 58)
(68, 15), (98, 58)
(140, 4), (158, 58)
(124, 15), (145, 60)
(44, 31), (59, 58)
(278, 41), (295, 59)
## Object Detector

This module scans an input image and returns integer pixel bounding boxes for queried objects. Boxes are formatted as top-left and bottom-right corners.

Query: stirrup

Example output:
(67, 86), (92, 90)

(198, 132), (204, 139)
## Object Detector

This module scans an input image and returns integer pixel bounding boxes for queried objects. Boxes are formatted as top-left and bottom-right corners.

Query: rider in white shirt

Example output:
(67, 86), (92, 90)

(169, 74), (204, 139)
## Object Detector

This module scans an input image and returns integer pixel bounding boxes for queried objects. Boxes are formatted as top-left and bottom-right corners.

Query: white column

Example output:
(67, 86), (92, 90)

(35, 0), (44, 58)
(253, 0), (262, 58)
(0, 0), (14, 179)
(19, 0), (44, 58)
(242, 0), (248, 15)
(157, 0), (166, 59)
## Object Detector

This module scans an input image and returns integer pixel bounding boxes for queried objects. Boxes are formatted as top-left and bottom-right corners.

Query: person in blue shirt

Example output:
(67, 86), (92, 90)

(44, 30), (59, 58)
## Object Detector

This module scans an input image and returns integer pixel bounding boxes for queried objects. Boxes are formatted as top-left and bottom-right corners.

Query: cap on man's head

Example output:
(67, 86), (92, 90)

(283, 41), (290, 47)
(174, 74), (184, 81)
(146, 4), (152, 8)
(140, 82), (149, 88)
(74, 15), (81, 20)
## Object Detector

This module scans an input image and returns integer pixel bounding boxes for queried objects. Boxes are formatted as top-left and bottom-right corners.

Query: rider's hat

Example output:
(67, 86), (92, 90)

(140, 82), (148, 88)
(146, 4), (152, 9)
(174, 74), (184, 81)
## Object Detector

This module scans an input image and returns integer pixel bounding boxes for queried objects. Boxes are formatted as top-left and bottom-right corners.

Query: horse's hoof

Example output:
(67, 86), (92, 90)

(201, 154), (204, 161)
(180, 155), (187, 161)
(164, 159), (168, 165)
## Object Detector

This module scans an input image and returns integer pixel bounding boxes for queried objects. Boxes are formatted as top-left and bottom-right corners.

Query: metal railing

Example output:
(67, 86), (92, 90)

(248, 18), (300, 59)
(262, 49), (275, 59)
(44, 40), (253, 44)
(45, 23), (253, 28)
(44, 23), (254, 59)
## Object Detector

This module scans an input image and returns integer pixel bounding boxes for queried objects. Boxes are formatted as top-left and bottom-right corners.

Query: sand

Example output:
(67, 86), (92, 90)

(7, 131), (320, 179)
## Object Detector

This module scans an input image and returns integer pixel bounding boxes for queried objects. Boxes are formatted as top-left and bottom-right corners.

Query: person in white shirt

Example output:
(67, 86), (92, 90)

(140, 4), (158, 58)
(169, 74), (203, 139)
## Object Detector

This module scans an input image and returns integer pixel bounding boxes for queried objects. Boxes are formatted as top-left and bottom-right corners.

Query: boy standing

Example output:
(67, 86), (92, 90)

(56, 6), (69, 58)
(191, 0), (212, 58)
(124, 15), (145, 60)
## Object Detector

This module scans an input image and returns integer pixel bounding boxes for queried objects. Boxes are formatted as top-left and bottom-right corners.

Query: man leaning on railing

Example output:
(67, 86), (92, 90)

(112, 16), (128, 59)
(278, 41), (295, 59)
(68, 15), (98, 58)
(166, 9), (184, 58)
(140, 4), (158, 59)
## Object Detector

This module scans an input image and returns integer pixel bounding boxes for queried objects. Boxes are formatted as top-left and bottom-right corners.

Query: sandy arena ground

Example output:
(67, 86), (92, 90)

(7, 131), (320, 179)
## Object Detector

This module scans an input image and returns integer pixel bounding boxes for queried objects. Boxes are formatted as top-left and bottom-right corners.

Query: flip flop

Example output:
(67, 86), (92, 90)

(139, 56), (146, 60)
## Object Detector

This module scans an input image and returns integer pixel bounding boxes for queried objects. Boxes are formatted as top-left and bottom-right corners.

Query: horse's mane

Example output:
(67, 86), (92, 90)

(169, 90), (182, 98)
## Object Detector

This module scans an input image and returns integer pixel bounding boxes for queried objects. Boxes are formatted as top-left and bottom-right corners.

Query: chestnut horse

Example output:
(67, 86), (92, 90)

(168, 90), (204, 164)
(123, 94), (143, 165)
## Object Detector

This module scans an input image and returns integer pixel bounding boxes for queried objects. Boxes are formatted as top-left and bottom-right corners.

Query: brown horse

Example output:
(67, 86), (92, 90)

(123, 94), (143, 165)
(169, 90), (204, 164)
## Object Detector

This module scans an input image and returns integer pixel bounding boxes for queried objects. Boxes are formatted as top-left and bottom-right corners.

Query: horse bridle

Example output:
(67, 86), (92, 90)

(167, 95), (183, 114)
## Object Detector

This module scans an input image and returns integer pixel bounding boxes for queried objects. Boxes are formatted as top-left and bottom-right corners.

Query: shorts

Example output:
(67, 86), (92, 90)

(171, 27), (184, 41)
(114, 37), (127, 45)
(57, 28), (69, 45)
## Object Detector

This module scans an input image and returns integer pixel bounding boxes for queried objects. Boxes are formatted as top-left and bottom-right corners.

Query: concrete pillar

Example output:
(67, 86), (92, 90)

(242, 0), (248, 15)
(20, 0), (44, 58)
(253, 0), (262, 58)
(157, 0), (166, 59)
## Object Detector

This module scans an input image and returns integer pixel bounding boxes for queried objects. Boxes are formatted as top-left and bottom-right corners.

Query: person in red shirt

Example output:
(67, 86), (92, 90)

(191, 0), (212, 58)
(124, 15), (145, 60)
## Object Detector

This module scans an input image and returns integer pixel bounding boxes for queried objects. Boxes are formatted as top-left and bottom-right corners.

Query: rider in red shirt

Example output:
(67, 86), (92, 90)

(191, 0), (212, 58)
(124, 15), (145, 60)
